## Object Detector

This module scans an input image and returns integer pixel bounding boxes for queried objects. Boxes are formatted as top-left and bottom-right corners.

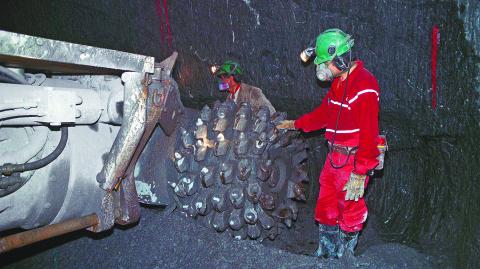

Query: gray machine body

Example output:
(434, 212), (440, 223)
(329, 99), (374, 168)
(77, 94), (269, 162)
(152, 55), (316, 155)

(0, 30), (166, 233)
(0, 124), (118, 230)
(0, 74), (124, 231)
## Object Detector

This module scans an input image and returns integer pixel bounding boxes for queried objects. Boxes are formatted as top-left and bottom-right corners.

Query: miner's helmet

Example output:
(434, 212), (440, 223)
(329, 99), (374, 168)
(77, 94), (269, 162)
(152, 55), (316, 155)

(212, 60), (243, 82)
(314, 28), (354, 65)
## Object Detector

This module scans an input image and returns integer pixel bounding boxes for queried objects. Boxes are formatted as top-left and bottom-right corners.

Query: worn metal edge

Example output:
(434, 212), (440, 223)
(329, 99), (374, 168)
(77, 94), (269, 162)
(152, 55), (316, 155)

(0, 30), (154, 74)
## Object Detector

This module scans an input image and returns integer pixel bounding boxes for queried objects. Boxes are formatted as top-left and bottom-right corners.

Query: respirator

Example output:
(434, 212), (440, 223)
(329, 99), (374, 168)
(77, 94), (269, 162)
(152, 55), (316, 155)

(218, 82), (230, 91)
(316, 63), (334, 81)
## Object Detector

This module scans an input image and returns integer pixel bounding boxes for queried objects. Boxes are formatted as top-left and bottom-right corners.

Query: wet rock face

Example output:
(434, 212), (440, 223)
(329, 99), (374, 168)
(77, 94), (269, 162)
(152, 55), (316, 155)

(0, 0), (479, 267)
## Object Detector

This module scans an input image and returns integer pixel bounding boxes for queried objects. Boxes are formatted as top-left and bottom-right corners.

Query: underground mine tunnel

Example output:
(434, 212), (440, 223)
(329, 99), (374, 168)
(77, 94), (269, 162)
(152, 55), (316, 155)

(0, 0), (479, 268)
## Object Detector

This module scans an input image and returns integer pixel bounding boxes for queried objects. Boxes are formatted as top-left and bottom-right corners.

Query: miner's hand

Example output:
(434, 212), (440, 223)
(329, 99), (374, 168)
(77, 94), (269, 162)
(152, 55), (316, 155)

(343, 172), (366, 201)
(276, 120), (296, 130)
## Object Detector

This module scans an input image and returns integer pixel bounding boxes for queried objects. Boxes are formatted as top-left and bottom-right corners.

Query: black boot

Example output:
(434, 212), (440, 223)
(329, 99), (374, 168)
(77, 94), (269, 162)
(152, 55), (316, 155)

(314, 224), (339, 258)
(337, 229), (359, 259)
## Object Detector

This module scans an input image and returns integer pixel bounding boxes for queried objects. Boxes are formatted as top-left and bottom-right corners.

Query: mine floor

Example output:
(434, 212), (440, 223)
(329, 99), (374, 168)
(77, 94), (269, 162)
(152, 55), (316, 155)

(1, 205), (439, 269)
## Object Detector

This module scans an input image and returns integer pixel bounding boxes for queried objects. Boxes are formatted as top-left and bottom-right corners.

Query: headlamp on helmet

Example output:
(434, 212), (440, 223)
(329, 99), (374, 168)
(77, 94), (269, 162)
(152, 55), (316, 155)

(300, 47), (316, 63)
(210, 65), (220, 75)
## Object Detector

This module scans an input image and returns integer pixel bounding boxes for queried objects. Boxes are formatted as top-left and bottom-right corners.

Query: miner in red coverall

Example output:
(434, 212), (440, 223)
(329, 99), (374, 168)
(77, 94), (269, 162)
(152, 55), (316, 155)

(277, 29), (380, 259)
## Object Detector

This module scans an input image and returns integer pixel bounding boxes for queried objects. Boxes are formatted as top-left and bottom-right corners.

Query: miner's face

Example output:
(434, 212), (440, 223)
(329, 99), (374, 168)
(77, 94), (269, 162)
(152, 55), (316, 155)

(326, 61), (343, 77)
(221, 75), (238, 89)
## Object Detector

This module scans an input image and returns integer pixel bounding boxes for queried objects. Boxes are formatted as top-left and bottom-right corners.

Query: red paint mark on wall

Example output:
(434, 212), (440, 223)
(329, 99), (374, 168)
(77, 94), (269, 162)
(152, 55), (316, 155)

(155, 0), (165, 45)
(431, 25), (439, 110)
(163, 0), (173, 48)
(155, 0), (173, 50)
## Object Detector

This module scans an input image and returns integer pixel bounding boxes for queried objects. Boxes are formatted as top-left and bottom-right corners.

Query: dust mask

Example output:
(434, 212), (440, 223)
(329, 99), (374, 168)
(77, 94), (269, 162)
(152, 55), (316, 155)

(316, 63), (333, 81)
(218, 82), (229, 91)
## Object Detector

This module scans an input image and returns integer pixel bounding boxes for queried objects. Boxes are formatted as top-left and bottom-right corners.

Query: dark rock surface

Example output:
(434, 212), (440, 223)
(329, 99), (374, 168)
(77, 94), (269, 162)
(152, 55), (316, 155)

(1, 206), (435, 269)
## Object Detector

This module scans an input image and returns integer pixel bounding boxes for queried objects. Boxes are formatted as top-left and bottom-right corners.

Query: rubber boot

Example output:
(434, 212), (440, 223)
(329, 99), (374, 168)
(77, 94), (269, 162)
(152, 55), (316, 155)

(337, 229), (359, 259)
(314, 224), (339, 258)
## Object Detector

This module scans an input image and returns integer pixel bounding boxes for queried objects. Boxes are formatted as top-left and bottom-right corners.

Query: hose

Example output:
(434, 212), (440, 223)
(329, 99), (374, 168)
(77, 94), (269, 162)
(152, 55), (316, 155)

(0, 67), (59, 196)
(0, 102), (38, 112)
(0, 127), (68, 176)
(0, 67), (39, 122)
(0, 174), (26, 197)
(0, 66), (28, 85)
(0, 109), (41, 121)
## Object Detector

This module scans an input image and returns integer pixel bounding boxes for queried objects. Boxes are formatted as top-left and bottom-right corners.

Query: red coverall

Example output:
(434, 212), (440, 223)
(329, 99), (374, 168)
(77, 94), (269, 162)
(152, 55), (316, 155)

(294, 60), (380, 232)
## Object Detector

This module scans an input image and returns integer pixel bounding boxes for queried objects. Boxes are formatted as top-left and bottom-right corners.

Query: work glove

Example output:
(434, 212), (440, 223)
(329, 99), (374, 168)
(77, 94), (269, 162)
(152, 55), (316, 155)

(343, 172), (366, 201)
(276, 120), (296, 130)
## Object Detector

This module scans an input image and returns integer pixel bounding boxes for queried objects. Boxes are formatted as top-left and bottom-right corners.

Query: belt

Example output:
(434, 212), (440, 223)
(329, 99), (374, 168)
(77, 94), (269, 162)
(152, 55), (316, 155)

(328, 142), (358, 155)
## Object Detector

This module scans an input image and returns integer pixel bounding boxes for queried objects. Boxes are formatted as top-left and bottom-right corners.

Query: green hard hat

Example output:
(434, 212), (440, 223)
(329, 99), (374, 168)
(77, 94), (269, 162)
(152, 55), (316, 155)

(214, 60), (243, 77)
(314, 29), (354, 65)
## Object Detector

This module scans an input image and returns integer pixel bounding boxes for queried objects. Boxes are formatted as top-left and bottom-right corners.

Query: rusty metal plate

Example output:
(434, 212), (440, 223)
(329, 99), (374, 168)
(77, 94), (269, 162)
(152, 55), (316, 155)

(158, 80), (184, 136)
(0, 30), (154, 74)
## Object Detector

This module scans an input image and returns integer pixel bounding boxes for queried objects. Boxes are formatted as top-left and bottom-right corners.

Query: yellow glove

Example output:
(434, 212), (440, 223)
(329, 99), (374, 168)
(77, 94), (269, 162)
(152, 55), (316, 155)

(343, 172), (366, 201)
(276, 120), (296, 130)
